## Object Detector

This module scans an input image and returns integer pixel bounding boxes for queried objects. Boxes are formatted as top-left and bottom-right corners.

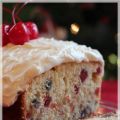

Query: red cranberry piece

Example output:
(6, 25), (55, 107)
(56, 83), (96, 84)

(80, 69), (88, 82)
(95, 88), (100, 96)
(65, 95), (70, 103)
(8, 22), (30, 45)
(96, 67), (101, 74)
(2, 24), (11, 46)
(74, 85), (79, 94)
(25, 22), (39, 40)
(44, 95), (52, 107)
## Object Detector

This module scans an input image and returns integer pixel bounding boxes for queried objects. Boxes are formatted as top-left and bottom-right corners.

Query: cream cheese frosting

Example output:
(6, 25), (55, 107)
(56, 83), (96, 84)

(3, 37), (104, 106)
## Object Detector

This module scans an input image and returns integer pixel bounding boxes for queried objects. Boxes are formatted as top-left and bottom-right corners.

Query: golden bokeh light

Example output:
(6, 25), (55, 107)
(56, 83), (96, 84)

(70, 23), (80, 35)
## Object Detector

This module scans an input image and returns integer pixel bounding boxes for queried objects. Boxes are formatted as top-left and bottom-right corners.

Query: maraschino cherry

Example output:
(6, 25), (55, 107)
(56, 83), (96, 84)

(25, 22), (39, 39)
(2, 24), (11, 46)
(9, 22), (30, 45)
(3, 3), (39, 46)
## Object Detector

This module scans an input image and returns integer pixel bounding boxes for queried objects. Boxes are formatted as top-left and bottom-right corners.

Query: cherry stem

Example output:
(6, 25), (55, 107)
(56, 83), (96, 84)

(3, 6), (21, 22)
(15, 0), (30, 16)
(12, 4), (19, 25)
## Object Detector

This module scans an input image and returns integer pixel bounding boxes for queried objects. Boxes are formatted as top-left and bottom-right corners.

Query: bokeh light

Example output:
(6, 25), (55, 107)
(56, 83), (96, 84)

(70, 23), (80, 35)
(117, 58), (120, 67)
(108, 54), (117, 65)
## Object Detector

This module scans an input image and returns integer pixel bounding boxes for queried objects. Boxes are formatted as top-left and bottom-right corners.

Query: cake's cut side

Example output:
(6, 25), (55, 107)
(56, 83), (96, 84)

(23, 62), (103, 120)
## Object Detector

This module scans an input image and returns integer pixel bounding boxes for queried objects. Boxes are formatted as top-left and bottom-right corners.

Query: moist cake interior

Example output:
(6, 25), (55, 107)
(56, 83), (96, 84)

(24, 62), (103, 120)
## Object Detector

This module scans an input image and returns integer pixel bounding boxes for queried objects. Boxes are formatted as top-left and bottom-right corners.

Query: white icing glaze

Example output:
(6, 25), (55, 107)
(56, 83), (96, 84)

(3, 37), (104, 106)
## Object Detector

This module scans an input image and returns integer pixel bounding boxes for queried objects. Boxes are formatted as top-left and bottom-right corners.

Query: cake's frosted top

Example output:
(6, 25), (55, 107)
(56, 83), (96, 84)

(3, 37), (104, 106)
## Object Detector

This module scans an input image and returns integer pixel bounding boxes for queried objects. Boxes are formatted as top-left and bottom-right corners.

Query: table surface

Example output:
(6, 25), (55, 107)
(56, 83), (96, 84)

(101, 80), (118, 109)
